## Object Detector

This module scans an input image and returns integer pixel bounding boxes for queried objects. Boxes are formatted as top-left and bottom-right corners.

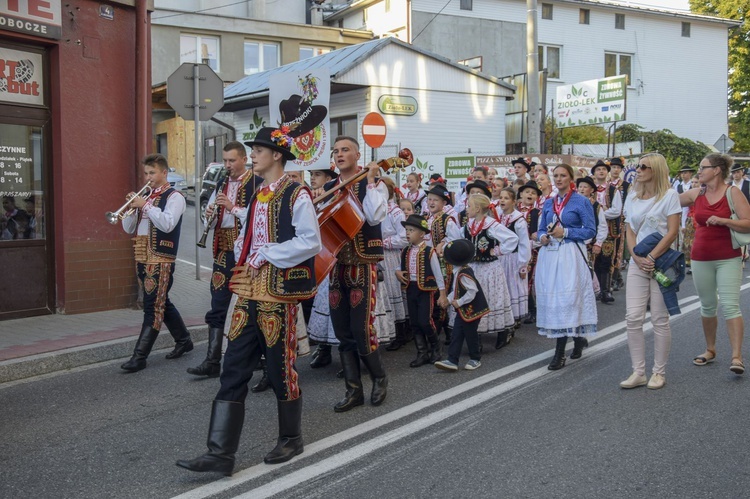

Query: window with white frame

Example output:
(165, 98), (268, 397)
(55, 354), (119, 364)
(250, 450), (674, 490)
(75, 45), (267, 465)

(300, 46), (331, 60)
(604, 52), (631, 84)
(538, 44), (561, 79)
(244, 41), (279, 75)
(180, 34), (219, 71)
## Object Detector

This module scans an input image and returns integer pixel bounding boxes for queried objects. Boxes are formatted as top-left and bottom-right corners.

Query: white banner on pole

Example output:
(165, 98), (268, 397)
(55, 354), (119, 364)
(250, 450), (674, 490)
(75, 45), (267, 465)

(555, 75), (627, 128)
(270, 68), (331, 171)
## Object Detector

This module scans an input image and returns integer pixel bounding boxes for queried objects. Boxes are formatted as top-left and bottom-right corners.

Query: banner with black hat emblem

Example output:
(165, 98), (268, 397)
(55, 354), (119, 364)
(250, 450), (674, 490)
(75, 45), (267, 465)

(270, 68), (330, 171)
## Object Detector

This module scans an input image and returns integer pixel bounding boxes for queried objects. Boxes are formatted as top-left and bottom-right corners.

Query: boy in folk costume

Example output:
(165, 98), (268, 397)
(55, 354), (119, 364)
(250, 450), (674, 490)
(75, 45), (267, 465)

(435, 239), (490, 372)
(591, 159), (623, 304)
(517, 180), (542, 324)
(188, 141), (262, 378)
(120, 154), (193, 372)
(177, 127), (321, 474)
(396, 214), (448, 366)
(607, 157), (630, 290)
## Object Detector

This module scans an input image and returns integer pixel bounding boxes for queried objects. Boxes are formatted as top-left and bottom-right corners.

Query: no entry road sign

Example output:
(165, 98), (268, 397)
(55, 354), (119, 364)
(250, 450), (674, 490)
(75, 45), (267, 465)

(362, 112), (387, 148)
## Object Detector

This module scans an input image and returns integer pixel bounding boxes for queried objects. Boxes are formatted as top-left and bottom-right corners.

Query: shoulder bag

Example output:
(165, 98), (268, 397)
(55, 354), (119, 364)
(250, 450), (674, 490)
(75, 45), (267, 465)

(724, 186), (750, 249)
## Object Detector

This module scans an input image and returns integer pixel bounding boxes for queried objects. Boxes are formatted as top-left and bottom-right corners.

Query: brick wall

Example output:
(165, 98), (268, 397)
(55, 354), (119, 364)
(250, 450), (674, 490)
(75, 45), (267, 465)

(63, 240), (137, 314)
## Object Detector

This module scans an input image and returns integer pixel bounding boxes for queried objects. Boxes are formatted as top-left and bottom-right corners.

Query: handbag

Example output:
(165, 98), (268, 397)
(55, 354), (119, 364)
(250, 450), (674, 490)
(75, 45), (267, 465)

(724, 187), (750, 249)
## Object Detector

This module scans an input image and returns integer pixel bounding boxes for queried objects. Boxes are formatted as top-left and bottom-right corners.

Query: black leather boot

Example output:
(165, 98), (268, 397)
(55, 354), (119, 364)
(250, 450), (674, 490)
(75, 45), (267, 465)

(495, 329), (511, 350)
(121, 325), (160, 372)
(443, 327), (453, 346)
(187, 327), (223, 377)
(176, 400), (245, 476)
(548, 337), (568, 371)
(309, 344), (332, 369)
(251, 360), (270, 393)
(360, 349), (388, 406)
(164, 315), (194, 359)
(334, 351), (364, 412)
(264, 396), (304, 464)
(428, 334), (442, 363)
(386, 322), (406, 351)
(410, 334), (431, 368)
(570, 337), (589, 360)
(600, 273), (615, 304)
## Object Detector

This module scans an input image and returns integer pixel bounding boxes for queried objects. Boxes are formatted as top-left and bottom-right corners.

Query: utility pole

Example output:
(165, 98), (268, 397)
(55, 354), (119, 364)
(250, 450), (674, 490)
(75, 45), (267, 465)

(526, 0), (541, 153)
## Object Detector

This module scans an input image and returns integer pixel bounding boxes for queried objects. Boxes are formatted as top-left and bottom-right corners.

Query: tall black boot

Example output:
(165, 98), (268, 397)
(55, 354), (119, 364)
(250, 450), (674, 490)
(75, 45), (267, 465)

(386, 322), (407, 351)
(548, 337), (568, 370)
(443, 326), (453, 346)
(570, 337), (589, 360)
(176, 400), (245, 476)
(360, 349), (388, 406)
(309, 344), (332, 368)
(264, 396), (304, 464)
(251, 359), (270, 393)
(600, 272), (615, 304)
(410, 334), (431, 367)
(164, 315), (194, 359)
(495, 329), (511, 350)
(121, 325), (160, 372)
(187, 327), (223, 377)
(333, 351), (364, 412)
(524, 294), (536, 324)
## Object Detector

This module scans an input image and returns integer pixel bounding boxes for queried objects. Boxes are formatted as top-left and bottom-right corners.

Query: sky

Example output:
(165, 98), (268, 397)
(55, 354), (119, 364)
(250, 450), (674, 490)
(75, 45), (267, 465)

(608, 0), (691, 11)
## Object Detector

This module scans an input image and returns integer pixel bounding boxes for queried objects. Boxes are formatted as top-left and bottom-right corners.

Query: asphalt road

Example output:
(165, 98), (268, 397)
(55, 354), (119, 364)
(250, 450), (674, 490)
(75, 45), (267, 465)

(3, 268), (750, 498)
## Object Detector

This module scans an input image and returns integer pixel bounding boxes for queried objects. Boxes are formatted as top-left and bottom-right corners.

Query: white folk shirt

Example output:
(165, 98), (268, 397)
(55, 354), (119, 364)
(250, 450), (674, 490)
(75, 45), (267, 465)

(382, 201), (408, 250)
(466, 216), (519, 256)
(406, 242), (445, 290)
(206, 171), (252, 229)
(122, 185), (186, 236)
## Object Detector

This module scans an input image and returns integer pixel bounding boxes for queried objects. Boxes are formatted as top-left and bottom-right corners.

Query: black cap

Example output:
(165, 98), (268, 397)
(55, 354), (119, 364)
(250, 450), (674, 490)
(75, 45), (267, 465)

(443, 239), (475, 267)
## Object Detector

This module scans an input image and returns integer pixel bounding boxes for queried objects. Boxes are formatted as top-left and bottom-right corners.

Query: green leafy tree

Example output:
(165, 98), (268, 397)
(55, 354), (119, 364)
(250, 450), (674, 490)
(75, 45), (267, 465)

(690, 0), (750, 151)
(544, 117), (607, 153)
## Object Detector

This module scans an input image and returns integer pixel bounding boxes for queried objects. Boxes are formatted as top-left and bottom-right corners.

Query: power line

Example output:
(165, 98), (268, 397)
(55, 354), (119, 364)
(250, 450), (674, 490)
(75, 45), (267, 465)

(152, 0), (252, 20)
(412, 0), (453, 43)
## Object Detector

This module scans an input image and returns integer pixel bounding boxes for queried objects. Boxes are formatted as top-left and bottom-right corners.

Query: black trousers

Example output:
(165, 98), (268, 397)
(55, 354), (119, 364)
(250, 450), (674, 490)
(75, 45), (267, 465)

(447, 316), (481, 364)
(204, 249), (236, 329)
(329, 263), (379, 355)
(137, 262), (183, 330)
(405, 283), (435, 339)
(217, 298), (300, 402)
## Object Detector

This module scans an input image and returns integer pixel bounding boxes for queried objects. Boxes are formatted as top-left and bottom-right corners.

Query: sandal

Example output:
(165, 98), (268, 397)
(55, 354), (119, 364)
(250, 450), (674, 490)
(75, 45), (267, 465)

(730, 359), (745, 375)
(693, 350), (716, 366)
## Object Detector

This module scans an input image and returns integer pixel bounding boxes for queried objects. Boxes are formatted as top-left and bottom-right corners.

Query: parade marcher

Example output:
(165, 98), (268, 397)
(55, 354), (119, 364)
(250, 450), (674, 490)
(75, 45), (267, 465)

(434, 239), (489, 372)
(591, 159), (623, 304)
(456, 167), (489, 213)
(399, 197), (415, 217)
(323, 135), (389, 413)
(680, 153), (750, 376)
(307, 165), (341, 370)
(397, 214), (448, 366)
(496, 188), (531, 328)
(188, 141), (261, 378)
(533, 163), (548, 181)
(536, 173), (554, 209)
(380, 177), (410, 351)
(459, 180), (492, 226)
(463, 193), (518, 349)
(577, 176), (608, 299)
(536, 164), (597, 370)
(177, 127), (321, 474)
(120, 154), (192, 372)
(730, 164), (750, 203)
(404, 172), (428, 216)
(608, 157), (630, 291)
(512, 157), (533, 184)
(518, 180), (542, 324)
(619, 153), (682, 390)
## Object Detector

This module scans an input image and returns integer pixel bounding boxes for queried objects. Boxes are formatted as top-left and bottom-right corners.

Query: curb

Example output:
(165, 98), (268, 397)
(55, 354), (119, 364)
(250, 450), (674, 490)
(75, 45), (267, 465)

(0, 325), (209, 384)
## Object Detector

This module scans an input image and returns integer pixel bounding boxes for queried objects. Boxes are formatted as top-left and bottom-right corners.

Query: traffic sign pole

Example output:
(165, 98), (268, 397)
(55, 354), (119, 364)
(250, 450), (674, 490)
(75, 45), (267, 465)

(193, 64), (202, 280)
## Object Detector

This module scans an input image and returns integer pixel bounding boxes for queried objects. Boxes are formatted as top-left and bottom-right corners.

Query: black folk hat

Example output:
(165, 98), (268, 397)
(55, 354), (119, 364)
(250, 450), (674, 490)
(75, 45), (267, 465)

(400, 214), (431, 233)
(425, 173), (446, 186)
(243, 127), (296, 161)
(512, 157), (535, 169)
(279, 94), (328, 137)
(311, 164), (339, 179)
(591, 159), (610, 174)
(607, 157), (625, 167)
(576, 176), (597, 191)
(679, 165), (696, 173)
(731, 164), (745, 173)
(443, 239), (475, 267)
(426, 183), (452, 203)
(464, 179), (492, 198)
(518, 179), (542, 197)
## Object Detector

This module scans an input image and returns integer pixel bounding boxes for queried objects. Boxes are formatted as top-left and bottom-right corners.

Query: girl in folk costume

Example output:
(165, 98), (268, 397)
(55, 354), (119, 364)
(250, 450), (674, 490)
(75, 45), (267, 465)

(576, 176), (609, 299)
(398, 198), (415, 217)
(404, 172), (429, 216)
(463, 193), (519, 349)
(496, 188), (532, 329)
(536, 173), (555, 210)
(379, 177), (410, 351)
(518, 180), (542, 324)
(536, 164), (598, 371)
(460, 180), (493, 227)
(397, 214), (448, 367)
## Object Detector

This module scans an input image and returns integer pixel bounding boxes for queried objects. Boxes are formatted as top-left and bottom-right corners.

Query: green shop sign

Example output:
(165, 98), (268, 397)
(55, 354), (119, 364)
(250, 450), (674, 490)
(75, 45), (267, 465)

(445, 156), (475, 179)
(377, 95), (418, 116)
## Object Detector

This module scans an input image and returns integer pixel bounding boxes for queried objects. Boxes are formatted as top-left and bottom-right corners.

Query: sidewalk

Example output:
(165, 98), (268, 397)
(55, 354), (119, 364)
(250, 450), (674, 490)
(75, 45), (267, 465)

(0, 263), (213, 383)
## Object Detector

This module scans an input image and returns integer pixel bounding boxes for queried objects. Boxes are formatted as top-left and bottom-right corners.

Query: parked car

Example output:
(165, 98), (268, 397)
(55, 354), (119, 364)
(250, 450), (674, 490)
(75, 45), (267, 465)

(167, 167), (188, 194)
(199, 163), (226, 221)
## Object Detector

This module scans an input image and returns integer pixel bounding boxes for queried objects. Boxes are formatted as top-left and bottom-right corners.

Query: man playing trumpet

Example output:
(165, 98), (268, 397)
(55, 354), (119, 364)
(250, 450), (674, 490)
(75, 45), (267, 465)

(188, 141), (261, 378)
(120, 154), (193, 372)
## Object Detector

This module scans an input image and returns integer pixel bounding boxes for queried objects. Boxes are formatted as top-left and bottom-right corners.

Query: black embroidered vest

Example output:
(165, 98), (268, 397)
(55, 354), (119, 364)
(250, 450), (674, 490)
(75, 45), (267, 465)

(454, 266), (489, 322)
(430, 212), (451, 246)
(213, 174), (262, 255)
(400, 243), (438, 291)
(463, 224), (498, 262)
(525, 208), (540, 238)
(148, 188), (182, 260)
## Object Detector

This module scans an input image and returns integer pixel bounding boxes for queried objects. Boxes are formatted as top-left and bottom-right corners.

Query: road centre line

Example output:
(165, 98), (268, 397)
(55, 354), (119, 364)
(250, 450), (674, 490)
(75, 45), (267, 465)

(172, 293), (709, 499)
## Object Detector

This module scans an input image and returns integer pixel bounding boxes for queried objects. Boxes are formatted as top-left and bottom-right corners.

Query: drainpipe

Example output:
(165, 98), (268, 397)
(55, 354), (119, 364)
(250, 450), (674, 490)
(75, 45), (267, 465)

(136, 0), (149, 172)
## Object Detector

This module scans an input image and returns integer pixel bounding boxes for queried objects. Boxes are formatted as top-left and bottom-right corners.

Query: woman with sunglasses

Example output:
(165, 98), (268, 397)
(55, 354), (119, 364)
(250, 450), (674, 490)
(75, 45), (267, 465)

(679, 153), (750, 375)
(620, 153), (682, 390)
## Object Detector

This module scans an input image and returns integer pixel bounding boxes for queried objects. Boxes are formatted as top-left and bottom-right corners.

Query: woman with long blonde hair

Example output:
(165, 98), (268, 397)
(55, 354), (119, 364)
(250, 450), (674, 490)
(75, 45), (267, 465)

(620, 153), (682, 389)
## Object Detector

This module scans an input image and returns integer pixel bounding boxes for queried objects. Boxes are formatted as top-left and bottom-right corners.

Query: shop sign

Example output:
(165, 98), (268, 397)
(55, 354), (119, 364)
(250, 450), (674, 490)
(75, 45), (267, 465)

(0, 47), (44, 106)
(377, 95), (417, 116)
(0, 0), (62, 40)
(444, 156), (474, 179)
(555, 75), (627, 128)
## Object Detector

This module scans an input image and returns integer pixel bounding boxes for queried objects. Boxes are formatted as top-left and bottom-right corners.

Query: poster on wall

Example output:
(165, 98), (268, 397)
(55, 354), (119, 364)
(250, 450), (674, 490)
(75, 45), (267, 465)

(0, 47), (44, 106)
(555, 75), (627, 129)
(269, 68), (330, 171)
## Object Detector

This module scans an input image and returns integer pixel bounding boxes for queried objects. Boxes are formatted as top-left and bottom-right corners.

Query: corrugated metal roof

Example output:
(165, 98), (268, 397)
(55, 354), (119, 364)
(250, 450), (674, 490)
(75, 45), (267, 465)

(224, 37), (515, 103)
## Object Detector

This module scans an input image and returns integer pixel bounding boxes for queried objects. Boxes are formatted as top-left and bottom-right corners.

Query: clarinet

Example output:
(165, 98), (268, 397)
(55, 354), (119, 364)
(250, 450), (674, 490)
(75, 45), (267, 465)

(197, 171), (228, 248)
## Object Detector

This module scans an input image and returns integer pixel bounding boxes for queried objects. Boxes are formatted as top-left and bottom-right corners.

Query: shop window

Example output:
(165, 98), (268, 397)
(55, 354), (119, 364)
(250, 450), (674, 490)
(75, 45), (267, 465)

(604, 52), (631, 84)
(0, 124), (45, 241)
(538, 44), (561, 79)
(180, 34), (219, 71)
(300, 46), (331, 60)
(542, 3), (553, 20)
(244, 41), (279, 75)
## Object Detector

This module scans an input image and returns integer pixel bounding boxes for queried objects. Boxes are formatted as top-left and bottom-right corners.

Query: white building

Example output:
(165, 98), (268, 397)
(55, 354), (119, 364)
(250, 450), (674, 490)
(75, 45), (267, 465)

(223, 37), (515, 190)
(324, 0), (739, 147)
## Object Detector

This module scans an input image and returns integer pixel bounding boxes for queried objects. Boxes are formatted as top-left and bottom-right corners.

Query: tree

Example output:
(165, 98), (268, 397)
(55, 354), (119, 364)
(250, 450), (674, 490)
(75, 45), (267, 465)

(544, 118), (607, 153)
(690, 0), (750, 152)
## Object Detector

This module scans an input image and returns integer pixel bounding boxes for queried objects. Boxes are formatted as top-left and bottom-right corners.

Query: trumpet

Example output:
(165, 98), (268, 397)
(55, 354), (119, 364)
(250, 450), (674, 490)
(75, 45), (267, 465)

(105, 182), (152, 224)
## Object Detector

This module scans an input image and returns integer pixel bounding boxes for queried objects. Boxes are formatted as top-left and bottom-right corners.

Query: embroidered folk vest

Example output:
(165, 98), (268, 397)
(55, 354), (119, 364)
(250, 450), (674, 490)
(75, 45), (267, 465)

(147, 188), (182, 260)
(454, 266), (489, 322)
(463, 224), (498, 262)
(400, 243), (438, 291)
(213, 174), (261, 255)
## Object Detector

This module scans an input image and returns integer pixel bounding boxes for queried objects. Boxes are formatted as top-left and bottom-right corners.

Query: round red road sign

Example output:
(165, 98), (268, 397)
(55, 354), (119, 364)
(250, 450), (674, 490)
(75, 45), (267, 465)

(361, 112), (387, 148)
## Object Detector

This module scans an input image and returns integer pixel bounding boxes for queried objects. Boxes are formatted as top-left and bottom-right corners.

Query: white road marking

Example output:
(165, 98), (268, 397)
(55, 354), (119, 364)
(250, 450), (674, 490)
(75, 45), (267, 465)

(171, 293), (709, 499)
(176, 257), (213, 272)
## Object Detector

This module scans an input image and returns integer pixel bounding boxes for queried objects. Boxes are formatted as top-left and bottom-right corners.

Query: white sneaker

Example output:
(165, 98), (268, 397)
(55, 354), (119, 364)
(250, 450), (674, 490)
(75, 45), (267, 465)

(434, 360), (458, 372)
(620, 372), (647, 389)
(464, 360), (481, 370)
(647, 373), (666, 390)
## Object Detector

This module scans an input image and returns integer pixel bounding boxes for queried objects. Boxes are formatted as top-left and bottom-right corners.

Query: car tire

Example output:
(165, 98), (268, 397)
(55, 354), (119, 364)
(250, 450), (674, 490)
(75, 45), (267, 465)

(200, 198), (208, 223)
